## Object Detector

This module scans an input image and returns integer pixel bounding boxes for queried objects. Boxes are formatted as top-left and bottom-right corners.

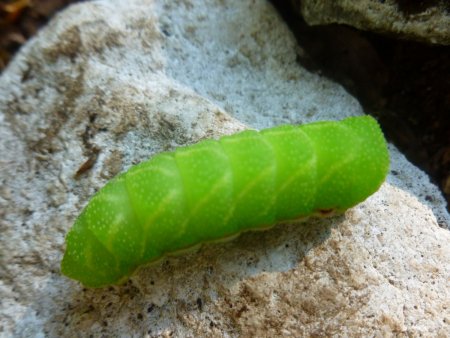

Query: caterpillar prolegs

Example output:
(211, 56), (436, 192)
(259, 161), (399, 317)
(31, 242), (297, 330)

(61, 115), (389, 287)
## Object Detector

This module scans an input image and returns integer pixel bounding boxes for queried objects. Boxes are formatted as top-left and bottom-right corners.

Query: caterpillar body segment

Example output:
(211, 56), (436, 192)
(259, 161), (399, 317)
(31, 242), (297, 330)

(61, 115), (389, 287)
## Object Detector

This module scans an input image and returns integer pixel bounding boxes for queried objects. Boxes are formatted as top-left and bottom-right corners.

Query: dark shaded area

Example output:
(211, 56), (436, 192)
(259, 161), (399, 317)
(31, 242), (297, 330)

(0, 0), (80, 70)
(271, 0), (450, 211)
(396, 0), (449, 15)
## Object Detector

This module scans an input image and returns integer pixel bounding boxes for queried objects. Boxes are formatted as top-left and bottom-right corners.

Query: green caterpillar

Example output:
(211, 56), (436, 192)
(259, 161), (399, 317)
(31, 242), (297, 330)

(61, 115), (389, 287)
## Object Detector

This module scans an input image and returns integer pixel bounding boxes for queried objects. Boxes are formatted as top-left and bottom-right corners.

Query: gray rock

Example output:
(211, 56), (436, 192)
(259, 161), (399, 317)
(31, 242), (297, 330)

(0, 0), (448, 337)
(293, 0), (450, 45)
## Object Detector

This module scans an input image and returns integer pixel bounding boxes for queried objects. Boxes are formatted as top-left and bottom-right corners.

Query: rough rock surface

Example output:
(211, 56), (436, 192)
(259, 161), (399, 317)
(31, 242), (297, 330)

(0, 0), (449, 337)
(293, 0), (450, 45)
